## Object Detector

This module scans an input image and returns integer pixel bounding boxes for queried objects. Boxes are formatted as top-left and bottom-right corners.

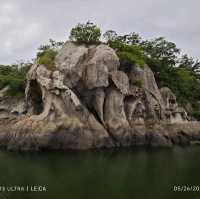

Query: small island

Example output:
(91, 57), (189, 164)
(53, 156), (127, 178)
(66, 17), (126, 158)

(0, 22), (200, 151)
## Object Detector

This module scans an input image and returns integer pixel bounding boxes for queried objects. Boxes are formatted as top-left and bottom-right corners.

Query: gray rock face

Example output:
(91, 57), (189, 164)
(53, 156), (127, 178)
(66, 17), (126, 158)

(90, 44), (119, 72)
(83, 45), (119, 89)
(142, 65), (165, 120)
(83, 59), (109, 89)
(0, 85), (26, 119)
(160, 87), (188, 123)
(55, 42), (89, 88)
(23, 43), (121, 149)
(92, 88), (105, 123)
(0, 97), (26, 119)
(0, 86), (10, 98)
(125, 98), (146, 126)
(160, 87), (177, 109)
(0, 41), (195, 151)
(55, 43), (119, 90)
(104, 87), (129, 129)
(111, 71), (129, 95)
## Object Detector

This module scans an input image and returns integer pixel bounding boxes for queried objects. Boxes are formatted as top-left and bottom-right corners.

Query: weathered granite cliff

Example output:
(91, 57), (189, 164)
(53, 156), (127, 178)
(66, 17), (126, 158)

(0, 41), (200, 151)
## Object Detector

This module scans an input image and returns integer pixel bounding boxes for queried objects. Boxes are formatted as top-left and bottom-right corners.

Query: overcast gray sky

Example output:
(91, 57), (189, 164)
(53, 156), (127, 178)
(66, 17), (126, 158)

(0, 0), (199, 64)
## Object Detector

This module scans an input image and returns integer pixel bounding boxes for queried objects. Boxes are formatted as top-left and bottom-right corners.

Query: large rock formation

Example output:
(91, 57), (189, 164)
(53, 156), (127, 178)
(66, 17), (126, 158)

(0, 41), (200, 151)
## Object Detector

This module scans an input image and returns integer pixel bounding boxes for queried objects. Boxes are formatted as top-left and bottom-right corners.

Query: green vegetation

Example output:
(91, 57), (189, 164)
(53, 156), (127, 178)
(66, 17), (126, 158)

(139, 38), (200, 119)
(69, 21), (101, 44)
(104, 30), (145, 67)
(0, 39), (63, 97)
(37, 39), (64, 71)
(108, 40), (145, 67)
(102, 26), (200, 120)
(0, 63), (31, 97)
(37, 48), (57, 71)
(131, 79), (143, 88)
(192, 110), (200, 121)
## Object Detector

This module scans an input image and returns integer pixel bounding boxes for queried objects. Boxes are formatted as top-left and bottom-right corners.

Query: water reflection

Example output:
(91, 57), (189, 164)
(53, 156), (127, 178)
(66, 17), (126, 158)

(0, 147), (199, 199)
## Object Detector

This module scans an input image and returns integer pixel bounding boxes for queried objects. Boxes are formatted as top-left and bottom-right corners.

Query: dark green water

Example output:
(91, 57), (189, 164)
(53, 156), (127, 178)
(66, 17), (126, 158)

(0, 147), (200, 199)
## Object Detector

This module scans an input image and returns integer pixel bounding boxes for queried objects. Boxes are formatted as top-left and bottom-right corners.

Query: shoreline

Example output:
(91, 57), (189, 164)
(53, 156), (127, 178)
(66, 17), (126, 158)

(0, 120), (200, 151)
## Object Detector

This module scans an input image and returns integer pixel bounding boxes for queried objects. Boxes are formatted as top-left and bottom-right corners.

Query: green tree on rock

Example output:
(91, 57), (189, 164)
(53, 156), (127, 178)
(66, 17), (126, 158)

(37, 39), (64, 71)
(69, 21), (101, 44)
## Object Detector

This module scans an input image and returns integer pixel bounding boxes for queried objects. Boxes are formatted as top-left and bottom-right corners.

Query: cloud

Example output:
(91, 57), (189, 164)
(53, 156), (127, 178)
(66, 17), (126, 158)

(0, 0), (200, 64)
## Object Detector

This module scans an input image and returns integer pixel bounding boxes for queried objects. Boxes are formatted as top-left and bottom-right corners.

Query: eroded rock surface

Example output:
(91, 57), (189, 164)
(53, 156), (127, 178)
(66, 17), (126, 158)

(0, 41), (199, 151)
(160, 87), (188, 123)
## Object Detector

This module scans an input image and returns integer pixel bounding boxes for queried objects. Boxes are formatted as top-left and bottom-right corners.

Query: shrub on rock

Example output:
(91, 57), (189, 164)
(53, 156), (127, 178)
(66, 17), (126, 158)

(69, 21), (101, 45)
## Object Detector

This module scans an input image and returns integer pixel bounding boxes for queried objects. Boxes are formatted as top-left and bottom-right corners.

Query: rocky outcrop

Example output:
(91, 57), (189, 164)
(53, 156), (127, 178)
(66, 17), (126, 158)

(0, 41), (199, 151)
(160, 87), (188, 123)
(142, 65), (165, 120)
(0, 86), (26, 119)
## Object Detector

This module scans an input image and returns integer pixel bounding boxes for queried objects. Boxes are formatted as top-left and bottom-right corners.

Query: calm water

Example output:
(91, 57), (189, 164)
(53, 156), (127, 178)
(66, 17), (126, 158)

(0, 147), (200, 199)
